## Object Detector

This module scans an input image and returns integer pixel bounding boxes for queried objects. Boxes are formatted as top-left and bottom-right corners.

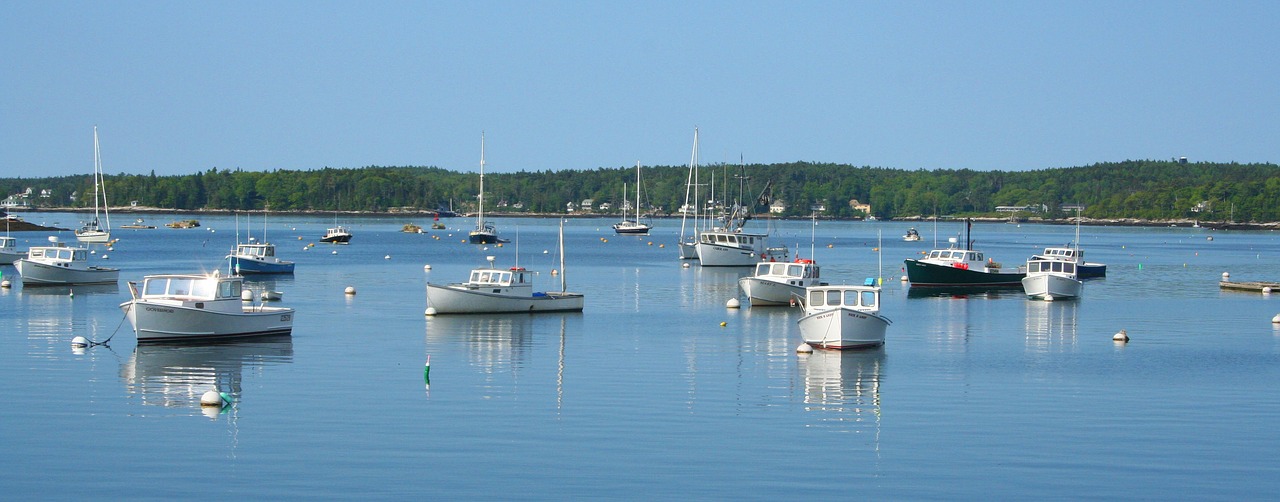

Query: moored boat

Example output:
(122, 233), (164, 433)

(468, 133), (506, 245)
(613, 162), (653, 235)
(903, 219), (1024, 287)
(739, 258), (824, 306)
(120, 272), (294, 342)
(903, 227), (922, 242)
(0, 235), (25, 264)
(320, 225), (352, 244)
(75, 127), (112, 243)
(427, 221), (583, 314)
(14, 236), (118, 285)
(796, 284), (892, 350)
(1021, 257), (1083, 300)
(227, 242), (295, 274)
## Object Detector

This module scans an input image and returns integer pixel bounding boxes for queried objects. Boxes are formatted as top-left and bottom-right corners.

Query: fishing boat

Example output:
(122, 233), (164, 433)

(1, 235), (26, 264)
(696, 170), (786, 267)
(320, 225), (352, 244)
(427, 221), (583, 314)
(228, 241), (294, 274)
(1021, 257), (1083, 301)
(796, 284), (892, 350)
(903, 227), (922, 242)
(677, 128), (701, 259)
(1031, 209), (1106, 278)
(903, 219), (1025, 287)
(227, 213), (294, 274)
(14, 236), (119, 285)
(468, 134), (506, 245)
(739, 259), (823, 306)
(119, 272), (294, 342)
(613, 162), (652, 235)
(75, 127), (112, 243)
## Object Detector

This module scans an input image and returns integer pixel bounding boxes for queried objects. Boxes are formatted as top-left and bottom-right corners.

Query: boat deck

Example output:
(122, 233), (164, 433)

(1219, 280), (1280, 293)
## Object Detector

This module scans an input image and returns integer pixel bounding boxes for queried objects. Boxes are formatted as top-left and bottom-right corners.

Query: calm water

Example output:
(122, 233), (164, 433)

(3, 214), (1279, 499)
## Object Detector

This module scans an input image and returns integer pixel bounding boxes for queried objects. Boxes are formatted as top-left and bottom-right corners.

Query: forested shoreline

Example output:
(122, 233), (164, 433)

(4, 159), (1278, 223)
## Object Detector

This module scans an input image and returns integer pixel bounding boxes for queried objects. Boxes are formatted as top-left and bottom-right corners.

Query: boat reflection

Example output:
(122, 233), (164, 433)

(19, 283), (120, 296)
(798, 348), (885, 433)
(120, 335), (293, 416)
(678, 266), (750, 309)
(906, 286), (1023, 299)
(1024, 300), (1079, 353)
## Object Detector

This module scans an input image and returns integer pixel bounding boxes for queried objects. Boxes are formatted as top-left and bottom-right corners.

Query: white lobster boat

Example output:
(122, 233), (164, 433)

(1021, 257), (1083, 301)
(120, 272), (294, 342)
(738, 258), (823, 306)
(796, 284), (892, 350)
(427, 221), (583, 314)
(14, 237), (118, 285)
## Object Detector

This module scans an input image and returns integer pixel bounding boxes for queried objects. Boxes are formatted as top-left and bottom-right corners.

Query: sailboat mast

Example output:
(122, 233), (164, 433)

(635, 161), (641, 222)
(477, 133), (485, 231)
(559, 219), (567, 293)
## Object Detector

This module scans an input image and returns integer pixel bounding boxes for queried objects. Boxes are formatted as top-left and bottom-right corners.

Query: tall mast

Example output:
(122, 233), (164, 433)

(477, 132), (485, 231)
(559, 219), (567, 293)
(635, 161), (641, 222)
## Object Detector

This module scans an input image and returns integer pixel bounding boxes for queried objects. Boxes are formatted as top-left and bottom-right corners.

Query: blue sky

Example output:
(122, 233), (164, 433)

(3, 1), (1277, 178)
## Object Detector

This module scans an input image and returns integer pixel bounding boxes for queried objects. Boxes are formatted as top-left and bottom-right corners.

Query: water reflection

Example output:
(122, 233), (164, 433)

(19, 283), (120, 296)
(678, 266), (750, 309)
(425, 314), (536, 372)
(797, 348), (885, 434)
(1024, 300), (1079, 353)
(120, 335), (294, 415)
(906, 286), (1023, 299)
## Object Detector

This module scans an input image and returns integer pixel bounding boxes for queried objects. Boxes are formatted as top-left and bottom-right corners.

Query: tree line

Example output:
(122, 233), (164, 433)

(4, 159), (1279, 222)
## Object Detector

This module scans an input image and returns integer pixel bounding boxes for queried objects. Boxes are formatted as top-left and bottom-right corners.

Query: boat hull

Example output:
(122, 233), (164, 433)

(426, 284), (584, 314)
(229, 256), (295, 274)
(904, 259), (1025, 287)
(798, 307), (891, 350)
(469, 231), (503, 245)
(0, 250), (24, 265)
(320, 234), (351, 244)
(14, 259), (118, 285)
(1021, 274), (1083, 300)
(612, 223), (651, 235)
(75, 230), (111, 243)
(739, 276), (807, 306)
(122, 301), (294, 342)
(1078, 263), (1107, 278)
(678, 241), (699, 260)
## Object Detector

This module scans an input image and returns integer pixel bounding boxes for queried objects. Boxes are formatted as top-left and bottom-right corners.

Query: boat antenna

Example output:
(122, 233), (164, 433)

(810, 212), (816, 260)
(1074, 206), (1082, 251)
(514, 225), (520, 269)
(877, 229), (883, 286)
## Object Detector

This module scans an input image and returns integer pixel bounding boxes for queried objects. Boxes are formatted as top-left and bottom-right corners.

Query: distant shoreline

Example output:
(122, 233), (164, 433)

(4, 206), (1274, 231)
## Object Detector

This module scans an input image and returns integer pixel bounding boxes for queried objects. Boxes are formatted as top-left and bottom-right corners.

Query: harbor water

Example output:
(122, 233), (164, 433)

(2, 214), (1279, 498)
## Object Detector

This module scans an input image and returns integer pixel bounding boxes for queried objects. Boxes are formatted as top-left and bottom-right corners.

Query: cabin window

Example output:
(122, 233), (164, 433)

(717, 234), (728, 243)
(498, 272), (511, 283)
(825, 290), (841, 306)
(756, 264), (771, 275)
(1052, 262), (1063, 273)
(192, 280), (215, 298)
(787, 264), (802, 276)
(220, 280), (237, 298)
(1029, 262), (1040, 273)
(143, 279), (167, 296)
(1064, 263), (1075, 274)
(861, 291), (877, 308)
(809, 290), (825, 307)
(479, 272), (491, 282)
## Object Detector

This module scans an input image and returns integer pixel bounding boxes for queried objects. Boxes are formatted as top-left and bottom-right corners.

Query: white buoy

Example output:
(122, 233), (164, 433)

(543, 250), (549, 254)
(551, 269), (559, 276)
(331, 250), (338, 255)
(1044, 295), (1055, 302)
(200, 390), (224, 407)
(726, 298), (741, 309)
(1113, 329), (1129, 342)
(425, 307), (437, 316)
(1265, 287), (1273, 294)
(1271, 314), (1280, 324)
(1223, 272), (1230, 281)
(1207, 236), (1213, 241)
(423, 264), (432, 271)
(384, 255), (391, 260)
(681, 262), (691, 268)
(796, 343), (814, 353)
(107, 246), (114, 251)
(241, 289), (253, 301)
(344, 286), (356, 295)
(1, 280), (10, 288)
(900, 275), (908, 282)
(101, 255), (109, 259)
(71, 336), (89, 348)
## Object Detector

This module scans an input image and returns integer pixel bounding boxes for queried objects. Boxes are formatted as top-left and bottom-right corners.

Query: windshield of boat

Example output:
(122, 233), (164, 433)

(143, 276), (219, 298)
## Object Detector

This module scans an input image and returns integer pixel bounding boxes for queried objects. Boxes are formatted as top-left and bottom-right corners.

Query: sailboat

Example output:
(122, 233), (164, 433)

(469, 133), (505, 244)
(678, 128), (701, 259)
(613, 161), (652, 235)
(75, 126), (112, 243)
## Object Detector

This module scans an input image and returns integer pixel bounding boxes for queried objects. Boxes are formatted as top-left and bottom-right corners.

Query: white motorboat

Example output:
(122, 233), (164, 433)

(228, 241), (295, 274)
(903, 227), (922, 242)
(796, 284), (892, 350)
(1021, 257), (1083, 300)
(14, 236), (118, 285)
(75, 126), (112, 243)
(120, 272), (294, 342)
(613, 162), (652, 235)
(320, 225), (352, 244)
(1031, 210), (1106, 278)
(739, 258), (824, 306)
(0, 235), (25, 264)
(427, 221), (583, 314)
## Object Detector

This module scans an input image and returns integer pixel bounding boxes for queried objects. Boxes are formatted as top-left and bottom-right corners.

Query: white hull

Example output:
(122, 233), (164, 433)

(697, 240), (763, 267)
(1021, 274), (1083, 300)
(122, 301), (294, 342)
(0, 250), (23, 265)
(739, 276), (806, 306)
(75, 230), (111, 243)
(15, 259), (118, 285)
(798, 307), (890, 350)
(426, 284), (584, 314)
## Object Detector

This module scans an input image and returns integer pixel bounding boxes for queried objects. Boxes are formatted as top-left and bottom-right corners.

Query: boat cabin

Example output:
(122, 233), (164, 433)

(460, 266), (536, 295)
(236, 243), (278, 259)
(1038, 247), (1081, 261)
(1027, 259), (1077, 276)
(753, 260), (819, 281)
(925, 249), (984, 263)
(1, 236), (17, 250)
(27, 244), (87, 263)
(701, 231), (760, 247)
(141, 274), (241, 301)
(806, 286), (880, 313)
